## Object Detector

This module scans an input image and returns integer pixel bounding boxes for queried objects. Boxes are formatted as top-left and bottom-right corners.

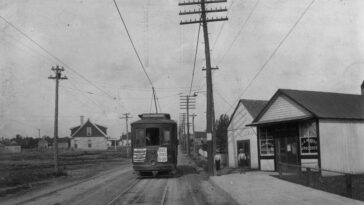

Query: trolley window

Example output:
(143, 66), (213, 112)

(135, 129), (145, 146)
(162, 130), (171, 145)
(146, 128), (160, 146)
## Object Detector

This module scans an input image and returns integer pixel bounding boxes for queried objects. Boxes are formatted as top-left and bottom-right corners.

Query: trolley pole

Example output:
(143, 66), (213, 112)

(179, 0), (228, 176)
(48, 65), (67, 174)
(121, 113), (132, 158)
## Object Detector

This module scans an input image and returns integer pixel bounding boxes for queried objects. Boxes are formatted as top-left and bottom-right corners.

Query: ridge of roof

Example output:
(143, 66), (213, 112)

(71, 119), (108, 138)
(228, 99), (268, 126)
(240, 99), (269, 119)
(256, 88), (364, 121)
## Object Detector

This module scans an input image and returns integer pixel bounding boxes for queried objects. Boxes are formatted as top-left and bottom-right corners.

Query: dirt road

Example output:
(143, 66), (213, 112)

(4, 153), (237, 205)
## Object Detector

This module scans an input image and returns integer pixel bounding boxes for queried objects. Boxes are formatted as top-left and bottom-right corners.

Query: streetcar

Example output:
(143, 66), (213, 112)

(131, 113), (178, 176)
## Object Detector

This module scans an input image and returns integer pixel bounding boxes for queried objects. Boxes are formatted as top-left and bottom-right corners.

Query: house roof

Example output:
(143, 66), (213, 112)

(71, 119), (108, 138)
(228, 99), (268, 126)
(252, 89), (364, 124)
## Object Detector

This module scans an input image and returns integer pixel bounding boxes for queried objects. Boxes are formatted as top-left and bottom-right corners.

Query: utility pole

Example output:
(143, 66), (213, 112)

(181, 113), (187, 151)
(191, 113), (197, 156)
(179, 0), (227, 176)
(121, 113), (132, 158)
(48, 65), (67, 174)
(38, 128), (41, 138)
(180, 94), (196, 155)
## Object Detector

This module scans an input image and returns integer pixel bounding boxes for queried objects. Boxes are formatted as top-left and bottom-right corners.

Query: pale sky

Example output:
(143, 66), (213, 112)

(0, 0), (363, 139)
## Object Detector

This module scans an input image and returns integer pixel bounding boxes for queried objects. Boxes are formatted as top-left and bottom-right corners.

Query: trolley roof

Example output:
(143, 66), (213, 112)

(131, 113), (176, 125)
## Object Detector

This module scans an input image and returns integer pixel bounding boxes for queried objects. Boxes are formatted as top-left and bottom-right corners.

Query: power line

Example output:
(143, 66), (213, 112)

(225, 0), (316, 114)
(0, 15), (115, 100)
(217, 0), (260, 65)
(211, 0), (235, 51)
(189, 23), (202, 95)
(112, 0), (154, 87)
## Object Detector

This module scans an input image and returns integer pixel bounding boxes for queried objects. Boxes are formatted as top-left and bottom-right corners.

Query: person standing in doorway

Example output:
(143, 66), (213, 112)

(238, 148), (247, 174)
(215, 150), (222, 171)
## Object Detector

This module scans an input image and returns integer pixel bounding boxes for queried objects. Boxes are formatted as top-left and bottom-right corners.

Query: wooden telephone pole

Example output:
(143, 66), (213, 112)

(179, 0), (228, 176)
(180, 94), (196, 155)
(48, 65), (67, 174)
(121, 113), (132, 158)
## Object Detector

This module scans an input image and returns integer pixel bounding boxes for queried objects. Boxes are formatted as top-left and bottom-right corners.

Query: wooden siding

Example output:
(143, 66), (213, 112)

(71, 137), (107, 150)
(259, 95), (311, 122)
(228, 103), (259, 169)
(319, 119), (364, 174)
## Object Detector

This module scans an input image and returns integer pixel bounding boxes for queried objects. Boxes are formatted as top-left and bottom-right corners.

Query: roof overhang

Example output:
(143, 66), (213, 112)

(247, 116), (313, 126)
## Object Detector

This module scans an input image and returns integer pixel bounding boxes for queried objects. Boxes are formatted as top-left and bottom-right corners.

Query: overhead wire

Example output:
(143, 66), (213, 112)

(112, 0), (154, 87)
(217, 0), (260, 65)
(0, 15), (115, 100)
(211, 0), (235, 51)
(225, 0), (316, 114)
(189, 23), (202, 95)
(113, 0), (162, 112)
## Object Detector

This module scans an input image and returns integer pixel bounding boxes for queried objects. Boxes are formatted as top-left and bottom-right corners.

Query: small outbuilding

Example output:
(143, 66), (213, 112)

(227, 99), (267, 169)
(248, 88), (364, 174)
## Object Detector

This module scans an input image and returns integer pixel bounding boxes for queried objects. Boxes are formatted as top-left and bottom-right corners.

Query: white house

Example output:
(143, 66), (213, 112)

(70, 118), (108, 150)
(227, 99), (267, 169)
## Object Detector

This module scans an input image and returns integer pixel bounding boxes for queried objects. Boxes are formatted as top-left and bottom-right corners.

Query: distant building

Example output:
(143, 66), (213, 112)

(120, 133), (131, 146)
(227, 99), (267, 169)
(38, 138), (49, 150)
(58, 138), (70, 149)
(249, 87), (364, 174)
(70, 118), (108, 150)
(194, 131), (207, 145)
(2, 141), (21, 153)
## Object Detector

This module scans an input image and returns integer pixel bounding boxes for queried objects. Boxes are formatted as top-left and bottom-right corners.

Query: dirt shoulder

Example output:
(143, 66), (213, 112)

(0, 150), (130, 203)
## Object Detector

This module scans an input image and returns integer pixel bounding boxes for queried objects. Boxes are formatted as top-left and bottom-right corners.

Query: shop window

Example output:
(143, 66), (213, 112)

(259, 127), (274, 156)
(299, 120), (318, 155)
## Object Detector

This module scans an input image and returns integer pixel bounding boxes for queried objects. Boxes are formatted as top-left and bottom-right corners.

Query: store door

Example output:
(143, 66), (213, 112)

(237, 140), (250, 168)
(276, 136), (298, 171)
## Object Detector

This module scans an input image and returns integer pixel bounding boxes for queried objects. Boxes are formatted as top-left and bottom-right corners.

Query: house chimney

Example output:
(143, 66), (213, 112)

(80, 116), (84, 125)
(361, 81), (364, 95)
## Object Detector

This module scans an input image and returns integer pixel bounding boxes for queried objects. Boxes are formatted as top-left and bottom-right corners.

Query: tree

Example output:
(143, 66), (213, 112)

(215, 114), (230, 153)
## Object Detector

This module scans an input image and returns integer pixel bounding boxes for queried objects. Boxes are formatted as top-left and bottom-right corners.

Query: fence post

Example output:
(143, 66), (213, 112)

(346, 174), (353, 198)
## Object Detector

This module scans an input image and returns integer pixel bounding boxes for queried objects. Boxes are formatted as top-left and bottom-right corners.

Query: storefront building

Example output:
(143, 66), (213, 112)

(249, 89), (364, 174)
(227, 99), (267, 169)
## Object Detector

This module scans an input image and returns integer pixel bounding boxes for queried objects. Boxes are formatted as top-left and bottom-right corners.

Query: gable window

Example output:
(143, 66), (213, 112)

(299, 120), (318, 155)
(259, 127), (274, 156)
(86, 127), (92, 136)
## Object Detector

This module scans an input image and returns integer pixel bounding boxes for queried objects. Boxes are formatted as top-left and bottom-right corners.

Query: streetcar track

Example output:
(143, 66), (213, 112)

(160, 179), (169, 205)
(105, 178), (140, 205)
